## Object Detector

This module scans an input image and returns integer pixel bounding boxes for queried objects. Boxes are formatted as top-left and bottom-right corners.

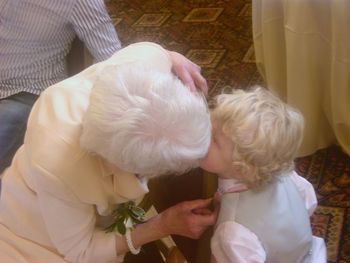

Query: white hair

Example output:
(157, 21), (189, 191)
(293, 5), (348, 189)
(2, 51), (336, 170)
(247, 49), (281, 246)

(213, 86), (304, 188)
(80, 64), (211, 178)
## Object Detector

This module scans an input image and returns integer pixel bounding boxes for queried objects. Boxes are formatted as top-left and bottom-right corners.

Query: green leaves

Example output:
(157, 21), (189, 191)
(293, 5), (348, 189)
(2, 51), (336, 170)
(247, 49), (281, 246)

(105, 201), (146, 235)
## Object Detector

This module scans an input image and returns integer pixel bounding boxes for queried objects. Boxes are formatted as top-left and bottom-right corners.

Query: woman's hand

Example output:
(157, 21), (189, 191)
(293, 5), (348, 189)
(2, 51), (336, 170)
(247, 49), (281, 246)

(168, 51), (208, 96)
(157, 198), (218, 239)
(116, 198), (218, 254)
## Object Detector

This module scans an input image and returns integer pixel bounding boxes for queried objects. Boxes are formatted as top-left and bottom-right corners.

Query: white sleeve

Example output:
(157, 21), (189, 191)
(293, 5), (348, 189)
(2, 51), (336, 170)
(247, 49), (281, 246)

(28, 126), (119, 263)
(211, 221), (266, 263)
(105, 42), (172, 72)
(290, 171), (318, 216)
(310, 236), (327, 263)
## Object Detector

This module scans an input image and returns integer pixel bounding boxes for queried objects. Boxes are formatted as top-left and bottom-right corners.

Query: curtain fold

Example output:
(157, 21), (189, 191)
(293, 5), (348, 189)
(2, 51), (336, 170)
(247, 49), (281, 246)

(252, 0), (350, 157)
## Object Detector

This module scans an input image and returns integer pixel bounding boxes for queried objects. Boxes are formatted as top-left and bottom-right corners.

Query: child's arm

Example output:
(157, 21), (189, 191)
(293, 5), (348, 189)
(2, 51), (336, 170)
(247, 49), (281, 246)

(289, 171), (317, 216)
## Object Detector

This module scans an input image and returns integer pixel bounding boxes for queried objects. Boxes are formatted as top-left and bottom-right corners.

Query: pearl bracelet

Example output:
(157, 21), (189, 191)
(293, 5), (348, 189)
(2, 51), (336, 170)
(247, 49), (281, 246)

(125, 229), (141, 255)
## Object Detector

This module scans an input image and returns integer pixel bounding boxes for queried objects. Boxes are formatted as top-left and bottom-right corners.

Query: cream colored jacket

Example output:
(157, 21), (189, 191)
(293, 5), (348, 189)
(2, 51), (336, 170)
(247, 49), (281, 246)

(0, 42), (171, 263)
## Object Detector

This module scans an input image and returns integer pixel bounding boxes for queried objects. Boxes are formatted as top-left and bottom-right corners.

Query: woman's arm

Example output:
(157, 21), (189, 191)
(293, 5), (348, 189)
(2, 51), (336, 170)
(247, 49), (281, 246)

(115, 198), (218, 254)
(99, 42), (208, 95)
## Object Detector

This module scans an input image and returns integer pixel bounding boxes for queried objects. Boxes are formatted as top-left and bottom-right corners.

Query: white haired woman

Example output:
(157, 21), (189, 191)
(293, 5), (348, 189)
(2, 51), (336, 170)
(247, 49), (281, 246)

(0, 42), (216, 263)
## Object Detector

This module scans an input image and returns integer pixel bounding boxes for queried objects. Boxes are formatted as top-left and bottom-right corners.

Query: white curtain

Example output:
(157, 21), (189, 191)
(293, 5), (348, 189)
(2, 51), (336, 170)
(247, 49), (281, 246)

(252, 0), (350, 157)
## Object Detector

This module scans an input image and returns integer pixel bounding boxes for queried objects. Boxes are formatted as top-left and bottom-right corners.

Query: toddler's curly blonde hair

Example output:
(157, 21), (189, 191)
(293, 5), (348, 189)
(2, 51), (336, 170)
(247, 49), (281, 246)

(212, 86), (304, 188)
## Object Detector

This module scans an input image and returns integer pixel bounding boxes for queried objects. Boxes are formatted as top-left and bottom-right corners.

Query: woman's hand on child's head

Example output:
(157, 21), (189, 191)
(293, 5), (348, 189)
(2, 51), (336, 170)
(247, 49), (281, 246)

(168, 51), (208, 96)
(158, 198), (218, 239)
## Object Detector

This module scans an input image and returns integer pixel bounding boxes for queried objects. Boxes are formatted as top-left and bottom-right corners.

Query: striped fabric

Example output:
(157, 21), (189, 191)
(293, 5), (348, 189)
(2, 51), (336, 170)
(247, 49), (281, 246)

(0, 0), (122, 99)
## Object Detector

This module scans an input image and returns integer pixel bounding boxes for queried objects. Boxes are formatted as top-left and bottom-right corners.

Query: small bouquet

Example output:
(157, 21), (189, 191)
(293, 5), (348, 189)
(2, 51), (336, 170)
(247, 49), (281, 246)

(105, 201), (146, 235)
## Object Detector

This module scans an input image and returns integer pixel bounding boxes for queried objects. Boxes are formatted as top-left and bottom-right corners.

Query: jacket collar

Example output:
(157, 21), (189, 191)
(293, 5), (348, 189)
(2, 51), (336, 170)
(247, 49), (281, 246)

(100, 159), (149, 200)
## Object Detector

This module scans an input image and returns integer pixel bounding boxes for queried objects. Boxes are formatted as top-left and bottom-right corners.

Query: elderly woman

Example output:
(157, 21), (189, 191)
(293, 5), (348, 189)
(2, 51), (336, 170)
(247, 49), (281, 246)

(0, 42), (216, 263)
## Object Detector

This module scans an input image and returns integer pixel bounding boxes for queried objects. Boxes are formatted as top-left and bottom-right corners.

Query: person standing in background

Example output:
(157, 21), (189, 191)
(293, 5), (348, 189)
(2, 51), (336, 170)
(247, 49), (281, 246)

(0, 0), (122, 173)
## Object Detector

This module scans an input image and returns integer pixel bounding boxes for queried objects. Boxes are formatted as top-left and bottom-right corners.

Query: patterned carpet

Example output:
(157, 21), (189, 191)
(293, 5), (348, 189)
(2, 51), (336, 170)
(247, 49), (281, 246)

(296, 146), (350, 263)
(106, 0), (350, 262)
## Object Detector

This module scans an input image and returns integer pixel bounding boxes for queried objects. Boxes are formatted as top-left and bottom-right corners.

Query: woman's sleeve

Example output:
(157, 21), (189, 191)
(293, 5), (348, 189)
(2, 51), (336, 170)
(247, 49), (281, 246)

(290, 171), (318, 216)
(28, 126), (121, 263)
(101, 41), (173, 73)
(36, 184), (120, 263)
(211, 221), (266, 263)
